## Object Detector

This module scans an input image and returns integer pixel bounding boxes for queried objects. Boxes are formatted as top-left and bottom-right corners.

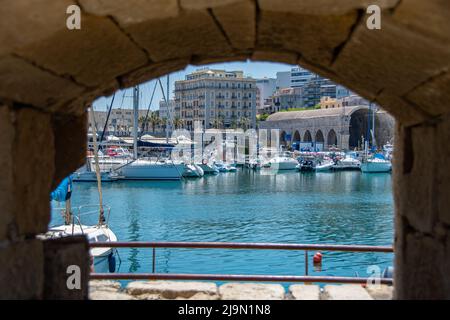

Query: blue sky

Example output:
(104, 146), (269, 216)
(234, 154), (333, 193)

(92, 61), (295, 111)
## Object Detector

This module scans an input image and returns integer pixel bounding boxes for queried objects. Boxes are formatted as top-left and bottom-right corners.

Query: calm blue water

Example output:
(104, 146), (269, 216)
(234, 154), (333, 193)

(51, 169), (394, 285)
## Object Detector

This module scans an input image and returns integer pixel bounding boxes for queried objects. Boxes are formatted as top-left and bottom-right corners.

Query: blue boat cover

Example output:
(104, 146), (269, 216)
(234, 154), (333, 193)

(50, 176), (73, 202)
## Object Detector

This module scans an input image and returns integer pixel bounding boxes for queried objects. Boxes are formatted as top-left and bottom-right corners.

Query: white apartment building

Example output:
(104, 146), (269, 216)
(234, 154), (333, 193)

(174, 68), (257, 130)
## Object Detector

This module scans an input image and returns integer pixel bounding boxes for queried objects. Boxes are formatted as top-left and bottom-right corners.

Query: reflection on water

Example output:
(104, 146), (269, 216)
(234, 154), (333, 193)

(51, 170), (394, 284)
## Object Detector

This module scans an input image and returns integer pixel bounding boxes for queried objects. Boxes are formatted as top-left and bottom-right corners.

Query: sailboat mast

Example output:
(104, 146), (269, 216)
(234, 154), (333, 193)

(133, 85), (139, 160)
(89, 107), (105, 225)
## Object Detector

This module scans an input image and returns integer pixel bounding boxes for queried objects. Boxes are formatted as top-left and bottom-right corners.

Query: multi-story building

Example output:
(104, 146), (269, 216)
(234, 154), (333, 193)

(89, 108), (148, 136)
(290, 66), (314, 88)
(272, 87), (304, 112)
(302, 75), (337, 107)
(275, 71), (290, 89)
(174, 68), (257, 130)
(159, 99), (175, 120)
(256, 77), (276, 112)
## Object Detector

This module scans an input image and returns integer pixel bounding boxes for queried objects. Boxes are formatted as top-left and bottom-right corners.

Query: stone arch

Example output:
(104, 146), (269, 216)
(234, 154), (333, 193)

(292, 130), (301, 143)
(303, 130), (312, 142)
(315, 130), (325, 143)
(280, 130), (287, 146)
(0, 0), (448, 300)
(327, 129), (338, 148)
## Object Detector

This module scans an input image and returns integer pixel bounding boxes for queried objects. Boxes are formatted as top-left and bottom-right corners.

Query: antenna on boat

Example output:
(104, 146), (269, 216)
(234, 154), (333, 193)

(89, 106), (106, 225)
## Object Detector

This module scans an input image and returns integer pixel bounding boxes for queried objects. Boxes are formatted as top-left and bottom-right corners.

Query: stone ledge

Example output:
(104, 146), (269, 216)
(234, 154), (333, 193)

(323, 284), (374, 300)
(126, 281), (219, 300)
(219, 283), (285, 300)
(288, 284), (321, 300)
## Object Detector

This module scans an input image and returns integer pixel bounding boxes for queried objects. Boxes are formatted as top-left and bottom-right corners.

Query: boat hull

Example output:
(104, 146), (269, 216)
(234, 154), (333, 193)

(119, 162), (184, 180)
(361, 161), (392, 173)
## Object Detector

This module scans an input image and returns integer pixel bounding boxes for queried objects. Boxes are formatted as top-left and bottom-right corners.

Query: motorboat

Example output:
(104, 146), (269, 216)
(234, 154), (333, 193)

(197, 159), (219, 174)
(214, 162), (237, 172)
(333, 153), (361, 170)
(361, 154), (392, 173)
(182, 163), (205, 177)
(267, 152), (298, 170)
(315, 159), (334, 172)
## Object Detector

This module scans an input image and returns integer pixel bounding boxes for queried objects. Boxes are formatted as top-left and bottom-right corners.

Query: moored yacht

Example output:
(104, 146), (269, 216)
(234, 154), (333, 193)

(267, 152), (298, 170)
(361, 154), (392, 173)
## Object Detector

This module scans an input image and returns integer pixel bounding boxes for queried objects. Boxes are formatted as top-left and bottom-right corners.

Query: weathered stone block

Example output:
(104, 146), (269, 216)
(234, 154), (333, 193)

(219, 283), (285, 300)
(405, 72), (450, 117)
(90, 290), (136, 300)
(43, 236), (90, 300)
(365, 285), (393, 300)
(181, 0), (244, 9)
(89, 280), (122, 292)
(332, 16), (450, 97)
(125, 10), (232, 62)
(258, 0), (398, 15)
(126, 281), (218, 299)
(212, 0), (255, 50)
(436, 113), (450, 226)
(0, 106), (15, 240)
(257, 10), (357, 66)
(375, 91), (429, 127)
(52, 113), (87, 188)
(393, 0), (450, 43)
(323, 285), (373, 300)
(17, 15), (148, 87)
(13, 108), (55, 236)
(79, 0), (179, 25)
(394, 122), (437, 234)
(252, 50), (298, 65)
(0, 239), (44, 299)
(0, 0), (75, 55)
(288, 284), (320, 300)
(120, 59), (190, 88)
(395, 233), (450, 299)
(0, 55), (85, 110)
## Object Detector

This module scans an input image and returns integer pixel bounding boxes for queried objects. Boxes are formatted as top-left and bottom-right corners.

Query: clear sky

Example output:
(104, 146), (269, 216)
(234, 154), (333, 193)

(92, 61), (295, 111)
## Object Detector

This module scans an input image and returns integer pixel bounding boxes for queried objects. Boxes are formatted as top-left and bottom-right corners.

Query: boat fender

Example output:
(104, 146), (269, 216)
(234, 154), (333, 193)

(108, 252), (116, 273)
(313, 252), (323, 264)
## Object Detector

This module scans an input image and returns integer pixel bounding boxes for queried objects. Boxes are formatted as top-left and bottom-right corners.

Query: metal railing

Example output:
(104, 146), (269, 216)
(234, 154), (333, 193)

(89, 241), (394, 285)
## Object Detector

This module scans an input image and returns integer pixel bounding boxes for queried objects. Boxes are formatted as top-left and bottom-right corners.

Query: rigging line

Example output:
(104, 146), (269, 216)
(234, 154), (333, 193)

(139, 81), (158, 140)
(99, 92), (116, 146)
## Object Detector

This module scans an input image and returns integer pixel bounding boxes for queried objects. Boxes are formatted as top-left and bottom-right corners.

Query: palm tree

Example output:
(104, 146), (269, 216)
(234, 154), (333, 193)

(160, 118), (167, 133)
(149, 112), (160, 133)
(230, 116), (238, 130)
(138, 116), (148, 133)
(173, 116), (183, 129)
(239, 117), (250, 130)
(212, 116), (223, 129)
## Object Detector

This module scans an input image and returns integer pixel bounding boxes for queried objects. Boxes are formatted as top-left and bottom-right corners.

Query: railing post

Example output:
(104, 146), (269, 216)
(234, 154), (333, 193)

(304, 250), (308, 276)
(152, 247), (156, 273)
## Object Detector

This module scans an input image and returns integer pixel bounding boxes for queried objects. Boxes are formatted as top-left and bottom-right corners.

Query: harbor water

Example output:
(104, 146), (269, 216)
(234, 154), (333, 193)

(51, 169), (394, 285)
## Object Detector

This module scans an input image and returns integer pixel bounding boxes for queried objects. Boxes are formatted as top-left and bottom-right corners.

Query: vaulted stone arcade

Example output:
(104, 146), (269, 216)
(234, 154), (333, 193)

(0, 0), (449, 299)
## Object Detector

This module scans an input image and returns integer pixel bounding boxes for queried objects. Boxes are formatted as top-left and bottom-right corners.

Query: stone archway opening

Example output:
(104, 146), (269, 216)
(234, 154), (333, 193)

(303, 130), (312, 142)
(0, 0), (449, 300)
(327, 129), (338, 149)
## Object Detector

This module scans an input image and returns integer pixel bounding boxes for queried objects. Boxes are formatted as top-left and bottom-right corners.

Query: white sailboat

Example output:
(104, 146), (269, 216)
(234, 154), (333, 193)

(361, 156), (392, 173)
(116, 85), (184, 180)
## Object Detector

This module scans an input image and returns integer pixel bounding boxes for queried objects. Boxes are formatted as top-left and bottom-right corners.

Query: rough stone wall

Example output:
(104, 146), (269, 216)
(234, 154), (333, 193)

(393, 113), (450, 299)
(0, 0), (449, 299)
